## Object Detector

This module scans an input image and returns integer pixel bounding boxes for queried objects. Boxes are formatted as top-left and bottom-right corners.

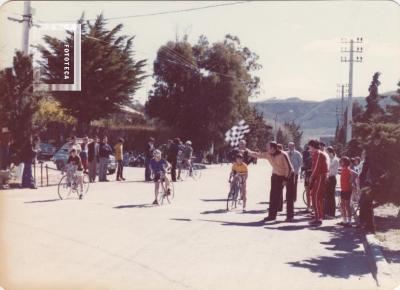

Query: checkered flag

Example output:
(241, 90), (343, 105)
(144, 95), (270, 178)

(225, 119), (250, 147)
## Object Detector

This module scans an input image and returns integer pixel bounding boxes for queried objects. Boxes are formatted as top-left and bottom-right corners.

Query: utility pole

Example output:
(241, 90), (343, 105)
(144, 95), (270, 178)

(341, 37), (363, 143)
(336, 83), (349, 128)
(7, 1), (37, 56)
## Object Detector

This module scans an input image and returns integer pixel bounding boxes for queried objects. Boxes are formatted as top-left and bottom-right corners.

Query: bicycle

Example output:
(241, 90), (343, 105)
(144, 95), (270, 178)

(155, 171), (175, 205)
(179, 158), (202, 181)
(226, 173), (245, 211)
(58, 165), (89, 200)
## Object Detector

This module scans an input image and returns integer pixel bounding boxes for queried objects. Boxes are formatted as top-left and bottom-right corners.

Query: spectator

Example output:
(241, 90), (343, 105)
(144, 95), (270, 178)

(338, 157), (357, 227)
(80, 136), (89, 173)
(167, 138), (180, 182)
(87, 136), (99, 183)
(287, 142), (303, 201)
(308, 139), (329, 227)
(98, 136), (112, 182)
(115, 138), (125, 181)
(144, 137), (155, 181)
(21, 136), (40, 189)
(248, 141), (295, 222)
(68, 136), (82, 154)
(325, 146), (339, 218)
(301, 144), (313, 212)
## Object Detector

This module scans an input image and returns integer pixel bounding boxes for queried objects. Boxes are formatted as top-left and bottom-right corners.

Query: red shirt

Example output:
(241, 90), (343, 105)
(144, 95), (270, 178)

(310, 150), (328, 179)
(340, 166), (352, 192)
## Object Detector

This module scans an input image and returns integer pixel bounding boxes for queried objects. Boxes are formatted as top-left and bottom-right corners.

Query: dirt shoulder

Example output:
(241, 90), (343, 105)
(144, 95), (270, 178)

(374, 203), (400, 283)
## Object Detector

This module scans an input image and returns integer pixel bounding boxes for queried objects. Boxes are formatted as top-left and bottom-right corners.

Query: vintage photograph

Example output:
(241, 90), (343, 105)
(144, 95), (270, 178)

(0, 1), (399, 289)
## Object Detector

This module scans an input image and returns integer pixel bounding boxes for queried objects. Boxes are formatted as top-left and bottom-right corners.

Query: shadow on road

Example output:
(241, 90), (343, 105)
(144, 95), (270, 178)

(113, 204), (155, 209)
(24, 199), (60, 203)
(200, 219), (265, 227)
(287, 225), (373, 279)
(201, 199), (228, 202)
(201, 209), (228, 214)
(170, 218), (192, 222)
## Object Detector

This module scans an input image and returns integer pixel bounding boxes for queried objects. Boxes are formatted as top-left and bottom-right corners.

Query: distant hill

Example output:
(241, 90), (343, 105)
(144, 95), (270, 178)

(251, 91), (397, 141)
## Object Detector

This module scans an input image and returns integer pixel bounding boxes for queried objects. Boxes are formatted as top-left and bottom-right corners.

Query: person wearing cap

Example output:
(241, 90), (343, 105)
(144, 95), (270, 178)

(144, 137), (155, 181)
(248, 141), (295, 222)
(114, 138), (125, 181)
(229, 153), (248, 212)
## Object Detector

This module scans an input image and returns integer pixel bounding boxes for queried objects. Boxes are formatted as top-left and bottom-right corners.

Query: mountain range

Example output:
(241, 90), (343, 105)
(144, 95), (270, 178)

(251, 91), (397, 140)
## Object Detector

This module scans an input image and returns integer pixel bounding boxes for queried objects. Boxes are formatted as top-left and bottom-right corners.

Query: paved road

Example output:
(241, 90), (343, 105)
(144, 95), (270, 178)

(1, 161), (378, 290)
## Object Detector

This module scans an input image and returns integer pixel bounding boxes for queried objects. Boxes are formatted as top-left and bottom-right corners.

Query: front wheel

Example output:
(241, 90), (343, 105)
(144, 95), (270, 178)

(226, 182), (240, 211)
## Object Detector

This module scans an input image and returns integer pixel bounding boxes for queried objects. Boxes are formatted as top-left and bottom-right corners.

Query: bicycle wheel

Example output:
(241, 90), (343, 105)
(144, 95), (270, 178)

(80, 174), (90, 198)
(169, 182), (175, 199)
(58, 175), (73, 200)
(226, 182), (239, 211)
(303, 189), (308, 207)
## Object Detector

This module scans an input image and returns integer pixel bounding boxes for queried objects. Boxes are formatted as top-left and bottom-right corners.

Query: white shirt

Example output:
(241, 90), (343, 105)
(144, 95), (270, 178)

(328, 156), (339, 177)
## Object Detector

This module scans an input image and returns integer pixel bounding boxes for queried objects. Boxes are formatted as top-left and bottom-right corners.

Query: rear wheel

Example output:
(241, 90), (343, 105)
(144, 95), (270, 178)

(58, 175), (72, 200)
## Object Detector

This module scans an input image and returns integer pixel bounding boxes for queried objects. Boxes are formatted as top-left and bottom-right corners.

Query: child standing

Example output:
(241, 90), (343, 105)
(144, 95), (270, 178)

(339, 157), (357, 227)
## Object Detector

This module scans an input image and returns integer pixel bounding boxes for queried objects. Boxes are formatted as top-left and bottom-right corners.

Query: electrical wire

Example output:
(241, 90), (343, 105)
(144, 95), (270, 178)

(36, 1), (252, 23)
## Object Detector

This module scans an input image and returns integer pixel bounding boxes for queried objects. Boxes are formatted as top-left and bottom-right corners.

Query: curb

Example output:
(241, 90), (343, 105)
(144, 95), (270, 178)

(363, 233), (398, 289)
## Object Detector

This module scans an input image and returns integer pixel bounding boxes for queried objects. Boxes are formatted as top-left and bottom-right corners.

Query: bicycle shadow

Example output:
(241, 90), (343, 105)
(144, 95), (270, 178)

(24, 199), (60, 204)
(201, 209), (228, 214)
(113, 204), (155, 209)
(199, 218), (265, 227)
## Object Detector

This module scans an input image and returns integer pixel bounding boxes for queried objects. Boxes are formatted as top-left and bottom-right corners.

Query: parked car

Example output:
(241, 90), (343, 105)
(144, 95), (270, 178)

(52, 141), (117, 174)
(38, 143), (57, 160)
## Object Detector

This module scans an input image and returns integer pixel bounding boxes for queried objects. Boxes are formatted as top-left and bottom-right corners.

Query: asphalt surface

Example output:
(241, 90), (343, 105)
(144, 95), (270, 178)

(1, 160), (379, 290)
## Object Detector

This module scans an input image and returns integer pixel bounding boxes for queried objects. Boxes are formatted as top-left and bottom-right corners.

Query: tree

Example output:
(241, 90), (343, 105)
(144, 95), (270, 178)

(284, 121), (303, 150)
(37, 14), (147, 131)
(386, 80), (400, 122)
(275, 127), (289, 146)
(360, 72), (385, 122)
(0, 51), (41, 154)
(145, 35), (268, 150)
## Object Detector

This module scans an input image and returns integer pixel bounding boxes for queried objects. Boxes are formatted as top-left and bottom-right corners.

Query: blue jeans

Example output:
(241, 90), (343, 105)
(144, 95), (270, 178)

(22, 162), (35, 188)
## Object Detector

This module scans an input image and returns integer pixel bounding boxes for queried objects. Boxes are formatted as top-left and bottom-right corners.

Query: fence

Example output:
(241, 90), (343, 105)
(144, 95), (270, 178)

(8, 162), (62, 188)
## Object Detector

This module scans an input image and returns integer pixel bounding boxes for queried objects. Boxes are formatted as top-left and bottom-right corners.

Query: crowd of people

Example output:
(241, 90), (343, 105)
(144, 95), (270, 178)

(235, 139), (366, 228)
(0, 127), (373, 230)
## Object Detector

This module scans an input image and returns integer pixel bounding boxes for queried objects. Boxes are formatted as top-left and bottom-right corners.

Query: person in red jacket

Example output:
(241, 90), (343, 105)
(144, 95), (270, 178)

(308, 140), (329, 226)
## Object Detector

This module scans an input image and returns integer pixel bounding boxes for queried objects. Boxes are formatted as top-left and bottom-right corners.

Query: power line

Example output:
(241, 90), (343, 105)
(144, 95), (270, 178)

(37, 1), (252, 23)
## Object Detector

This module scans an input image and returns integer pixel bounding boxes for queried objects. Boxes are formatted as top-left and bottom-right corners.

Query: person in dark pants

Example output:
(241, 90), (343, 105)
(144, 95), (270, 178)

(98, 136), (112, 182)
(87, 136), (99, 182)
(287, 142), (303, 202)
(114, 138), (125, 181)
(248, 142), (294, 222)
(21, 136), (40, 189)
(325, 146), (339, 218)
(167, 138), (180, 182)
(144, 137), (155, 181)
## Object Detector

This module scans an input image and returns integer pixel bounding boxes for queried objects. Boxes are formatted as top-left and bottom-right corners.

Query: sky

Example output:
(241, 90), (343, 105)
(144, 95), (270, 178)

(0, 0), (399, 104)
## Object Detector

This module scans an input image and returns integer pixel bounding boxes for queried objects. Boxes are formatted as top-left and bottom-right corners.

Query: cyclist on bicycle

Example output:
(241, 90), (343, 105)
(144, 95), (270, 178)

(66, 148), (84, 199)
(150, 149), (172, 205)
(229, 153), (248, 212)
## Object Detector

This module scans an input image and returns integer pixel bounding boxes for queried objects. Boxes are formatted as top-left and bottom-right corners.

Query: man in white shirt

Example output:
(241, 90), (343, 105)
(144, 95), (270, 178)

(287, 142), (303, 202)
(325, 146), (339, 218)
